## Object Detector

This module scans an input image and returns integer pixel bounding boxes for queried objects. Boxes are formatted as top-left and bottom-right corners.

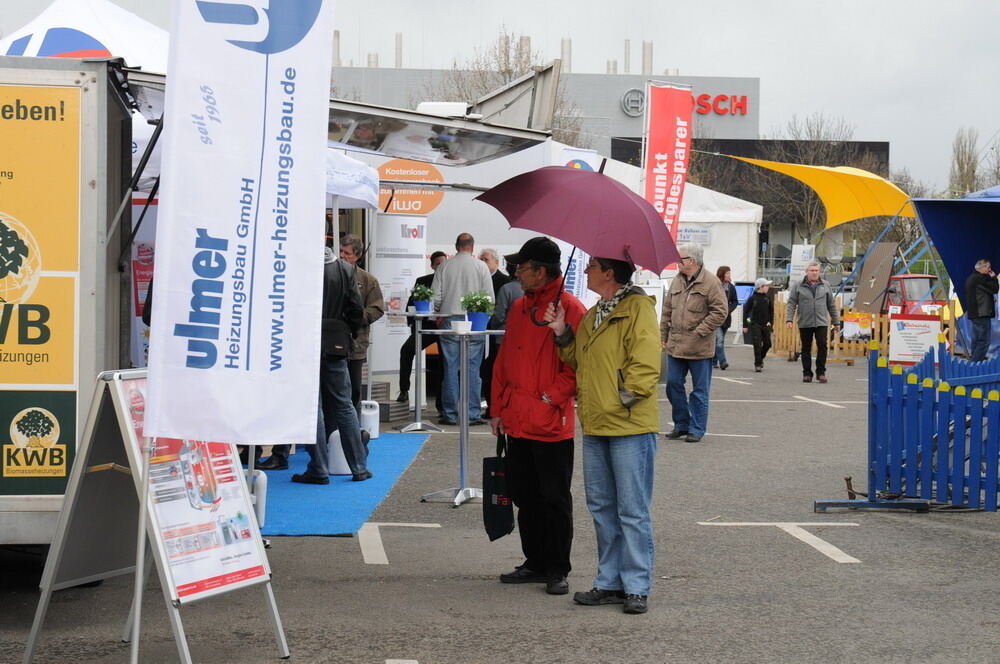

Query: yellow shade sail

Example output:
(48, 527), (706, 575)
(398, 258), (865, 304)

(731, 156), (917, 229)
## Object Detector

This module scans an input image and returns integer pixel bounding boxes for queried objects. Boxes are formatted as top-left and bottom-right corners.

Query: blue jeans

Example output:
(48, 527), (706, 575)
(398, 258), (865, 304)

(713, 327), (728, 366)
(301, 396), (329, 477)
(971, 317), (992, 362)
(582, 433), (657, 596)
(271, 357), (367, 477)
(319, 355), (367, 475)
(666, 356), (713, 438)
(440, 315), (485, 421)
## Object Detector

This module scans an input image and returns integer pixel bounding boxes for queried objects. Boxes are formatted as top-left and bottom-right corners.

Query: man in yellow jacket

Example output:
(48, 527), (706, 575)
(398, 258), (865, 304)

(546, 255), (660, 615)
(661, 244), (728, 443)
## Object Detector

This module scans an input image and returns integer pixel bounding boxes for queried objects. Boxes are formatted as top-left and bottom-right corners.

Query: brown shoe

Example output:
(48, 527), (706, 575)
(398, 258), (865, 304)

(803, 374), (813, 383)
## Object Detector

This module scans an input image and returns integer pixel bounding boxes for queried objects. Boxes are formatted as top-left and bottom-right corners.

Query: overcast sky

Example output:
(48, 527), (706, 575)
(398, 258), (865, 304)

(3, 0), (996, 191)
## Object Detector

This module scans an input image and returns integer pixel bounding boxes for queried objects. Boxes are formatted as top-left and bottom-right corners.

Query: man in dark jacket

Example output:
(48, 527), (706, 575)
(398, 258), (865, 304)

(262, 248), (371, 482)
(396, 251), (446, 404)
(965, 259), (999, 361)
(742, 278), (774, 372)
(479, 248), (512, 406)
(490, 237), (586, 596)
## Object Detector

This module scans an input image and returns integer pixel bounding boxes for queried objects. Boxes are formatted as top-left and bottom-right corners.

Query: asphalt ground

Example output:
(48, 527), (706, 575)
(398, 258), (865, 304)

(4, 344), (1000, 663)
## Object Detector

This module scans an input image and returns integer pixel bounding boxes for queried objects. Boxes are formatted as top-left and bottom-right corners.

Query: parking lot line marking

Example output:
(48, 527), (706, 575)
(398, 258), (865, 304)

(708, 399), (804, 403)
(660, 430), (760, 438)
(386, 660), (419, 664)
(359, 522), (442, 565)
(777, 524), (862, 564)
(793, 395), (845, 409)
(698, 522), (860, 564)
(717, 376), (753, 385)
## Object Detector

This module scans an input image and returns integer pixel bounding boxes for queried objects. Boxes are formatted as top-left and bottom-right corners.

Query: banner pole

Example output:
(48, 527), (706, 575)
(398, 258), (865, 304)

(121, 547), (154, 643)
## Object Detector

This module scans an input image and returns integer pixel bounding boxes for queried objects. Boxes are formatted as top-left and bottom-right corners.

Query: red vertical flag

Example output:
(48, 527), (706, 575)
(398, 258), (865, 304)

(643, 83), (695, 253)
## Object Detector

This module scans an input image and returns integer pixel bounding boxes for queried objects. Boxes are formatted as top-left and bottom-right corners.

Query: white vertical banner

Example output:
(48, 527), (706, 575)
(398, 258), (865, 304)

(145, 1), (335, 444)
(369, 214), (428, 374)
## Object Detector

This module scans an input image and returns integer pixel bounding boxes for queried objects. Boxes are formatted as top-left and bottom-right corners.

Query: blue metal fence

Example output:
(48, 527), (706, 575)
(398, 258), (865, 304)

(817, 339), (1000, 512)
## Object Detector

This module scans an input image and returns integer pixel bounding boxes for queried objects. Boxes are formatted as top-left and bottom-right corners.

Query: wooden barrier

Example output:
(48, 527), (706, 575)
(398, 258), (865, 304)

(771, 296), (957, 364)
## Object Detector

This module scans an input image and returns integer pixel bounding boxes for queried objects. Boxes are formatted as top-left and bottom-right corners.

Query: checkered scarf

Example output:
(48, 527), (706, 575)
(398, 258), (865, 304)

(594, 282), (634, 329)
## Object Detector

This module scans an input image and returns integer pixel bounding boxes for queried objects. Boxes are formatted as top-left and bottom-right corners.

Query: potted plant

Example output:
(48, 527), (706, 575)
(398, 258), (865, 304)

(461, 291), (494, 331)
(411, 283), (434, 312)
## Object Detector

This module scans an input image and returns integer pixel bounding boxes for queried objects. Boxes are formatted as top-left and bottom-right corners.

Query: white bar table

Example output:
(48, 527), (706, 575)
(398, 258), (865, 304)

(419, 327), (503, 507)
(395, 311), (443, 433)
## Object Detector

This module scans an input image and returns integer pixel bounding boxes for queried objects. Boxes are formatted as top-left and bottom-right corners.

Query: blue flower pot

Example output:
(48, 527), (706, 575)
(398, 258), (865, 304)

(467, 311), (490, 331)
(414, 300), (431, 313)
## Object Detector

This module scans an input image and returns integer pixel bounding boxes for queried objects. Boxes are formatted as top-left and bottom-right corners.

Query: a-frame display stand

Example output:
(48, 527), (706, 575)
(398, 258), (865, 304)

(23, 370), (289, 663)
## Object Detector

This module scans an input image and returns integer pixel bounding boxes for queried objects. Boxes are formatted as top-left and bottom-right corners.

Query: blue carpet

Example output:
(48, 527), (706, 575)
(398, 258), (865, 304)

(259, 433), (428, 537)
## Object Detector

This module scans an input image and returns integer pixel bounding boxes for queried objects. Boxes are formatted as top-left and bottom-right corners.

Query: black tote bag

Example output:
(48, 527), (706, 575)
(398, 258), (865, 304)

(482, 434), (514, 541)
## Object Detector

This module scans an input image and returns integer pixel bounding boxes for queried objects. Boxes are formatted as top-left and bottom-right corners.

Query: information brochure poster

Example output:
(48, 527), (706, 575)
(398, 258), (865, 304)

(117, 376), (268, 602)
(888, 314), (940, 365)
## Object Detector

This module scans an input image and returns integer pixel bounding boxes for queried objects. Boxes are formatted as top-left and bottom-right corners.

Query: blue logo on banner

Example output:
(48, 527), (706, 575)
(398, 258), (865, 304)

(5, 28), (112, 58)
(196, 0), (323, 54)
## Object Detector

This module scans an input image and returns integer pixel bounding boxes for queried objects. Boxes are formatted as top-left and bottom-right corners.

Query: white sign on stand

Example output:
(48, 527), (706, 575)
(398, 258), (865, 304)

(22, 370), (287, 664)
(370, 214), (428, 375)
(888, 314), (941, 365)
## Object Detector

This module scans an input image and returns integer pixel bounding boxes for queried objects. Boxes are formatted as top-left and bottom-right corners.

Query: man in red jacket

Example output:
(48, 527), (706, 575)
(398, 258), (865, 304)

(490, 237), (587, 596)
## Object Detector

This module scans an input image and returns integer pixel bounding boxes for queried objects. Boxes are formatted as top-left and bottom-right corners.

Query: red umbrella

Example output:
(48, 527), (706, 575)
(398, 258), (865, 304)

(475, 161), (680, 271)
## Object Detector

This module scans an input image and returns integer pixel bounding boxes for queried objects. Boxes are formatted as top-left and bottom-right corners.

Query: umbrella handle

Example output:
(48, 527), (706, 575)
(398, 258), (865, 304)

(529, 244), (578, 327)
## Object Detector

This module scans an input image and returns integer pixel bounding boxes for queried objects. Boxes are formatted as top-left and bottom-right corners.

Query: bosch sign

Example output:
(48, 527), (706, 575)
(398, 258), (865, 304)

(620, 89), (750, 117)
(695, 94), (748, 116)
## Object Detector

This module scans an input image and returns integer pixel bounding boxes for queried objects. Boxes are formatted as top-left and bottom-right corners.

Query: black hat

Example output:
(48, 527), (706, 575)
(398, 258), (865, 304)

(504, 237), (561, 265)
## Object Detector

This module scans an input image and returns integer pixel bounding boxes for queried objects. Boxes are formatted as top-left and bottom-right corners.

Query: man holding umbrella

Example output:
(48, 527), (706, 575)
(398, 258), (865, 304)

(661, 244), (728, 443)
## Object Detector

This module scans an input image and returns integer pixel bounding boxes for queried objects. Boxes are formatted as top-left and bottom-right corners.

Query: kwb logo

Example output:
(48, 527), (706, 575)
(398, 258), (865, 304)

(400, 225), (424, 240)
(195, 0), (323, 54)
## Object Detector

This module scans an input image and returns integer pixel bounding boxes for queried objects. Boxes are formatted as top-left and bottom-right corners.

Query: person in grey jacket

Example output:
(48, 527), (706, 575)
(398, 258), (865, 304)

(785, 262), (840, 383)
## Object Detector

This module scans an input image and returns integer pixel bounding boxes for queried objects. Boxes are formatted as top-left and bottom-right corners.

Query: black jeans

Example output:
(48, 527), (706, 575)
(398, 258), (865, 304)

(799, 326), (828, 377)
(506, 436), (574, 578)
(348, 358), (364, 411)
(398, 331), (443, 410)
(750, 323), (772, 366)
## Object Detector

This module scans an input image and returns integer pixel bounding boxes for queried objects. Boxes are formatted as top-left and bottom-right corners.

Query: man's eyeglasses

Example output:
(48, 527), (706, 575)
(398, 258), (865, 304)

(515, 263), (537, 273)
(678, 256), (692, 262)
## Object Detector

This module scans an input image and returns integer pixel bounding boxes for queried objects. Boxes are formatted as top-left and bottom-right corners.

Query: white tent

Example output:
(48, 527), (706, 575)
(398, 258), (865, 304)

(677, 182), (763, 283)
(0, 0), (168, 72)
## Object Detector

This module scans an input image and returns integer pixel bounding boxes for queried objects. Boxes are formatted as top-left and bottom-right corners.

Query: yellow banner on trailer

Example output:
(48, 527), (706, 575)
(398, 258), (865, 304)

(0, 83), (80, 487)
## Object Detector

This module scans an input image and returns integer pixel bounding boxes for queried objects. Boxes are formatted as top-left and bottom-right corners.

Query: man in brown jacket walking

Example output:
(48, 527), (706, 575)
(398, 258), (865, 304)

(661, 244), (728, 443)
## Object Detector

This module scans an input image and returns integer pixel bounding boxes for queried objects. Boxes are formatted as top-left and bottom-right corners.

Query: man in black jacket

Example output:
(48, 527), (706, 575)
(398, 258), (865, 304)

(965, 259), (999, 362)
(742, 278), (774, 372)
(396, 251), (447, 404)
(262, 248), (371, 482)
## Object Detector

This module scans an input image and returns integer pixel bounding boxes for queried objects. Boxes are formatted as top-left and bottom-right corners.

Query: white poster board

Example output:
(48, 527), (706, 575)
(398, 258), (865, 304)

(369, 214), (428, 375)
(116, 375), (269, 602)
(888, 314), (941, 365)
(23, 370), (286, 664)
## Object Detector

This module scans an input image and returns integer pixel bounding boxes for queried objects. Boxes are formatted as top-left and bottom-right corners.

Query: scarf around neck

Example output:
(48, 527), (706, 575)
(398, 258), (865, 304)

(594, 282), (634, 329)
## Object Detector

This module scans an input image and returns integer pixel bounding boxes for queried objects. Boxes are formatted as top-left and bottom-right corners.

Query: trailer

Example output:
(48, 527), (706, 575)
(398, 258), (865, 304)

(0, 56), (131, 545)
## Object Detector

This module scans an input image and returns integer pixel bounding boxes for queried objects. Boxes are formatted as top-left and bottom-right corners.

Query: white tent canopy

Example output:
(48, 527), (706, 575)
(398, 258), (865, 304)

(326, 147), (380, 210)
(0, 0), (168, 72)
